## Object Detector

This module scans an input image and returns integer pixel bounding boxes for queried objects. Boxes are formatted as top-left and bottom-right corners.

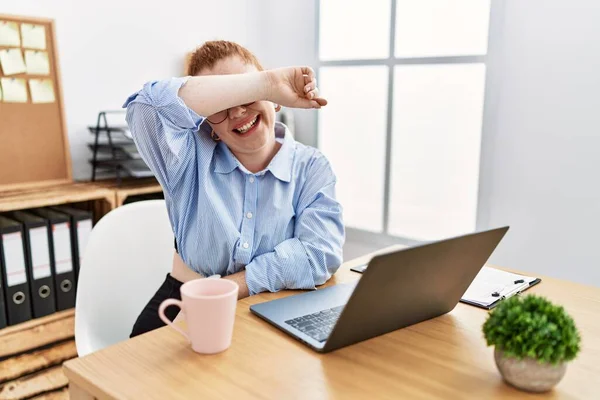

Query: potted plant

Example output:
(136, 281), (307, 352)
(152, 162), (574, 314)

(482, 294), (581, 392)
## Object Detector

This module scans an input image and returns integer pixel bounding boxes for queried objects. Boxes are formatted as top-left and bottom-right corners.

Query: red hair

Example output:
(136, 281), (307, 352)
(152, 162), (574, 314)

(187, 40), (264, 76)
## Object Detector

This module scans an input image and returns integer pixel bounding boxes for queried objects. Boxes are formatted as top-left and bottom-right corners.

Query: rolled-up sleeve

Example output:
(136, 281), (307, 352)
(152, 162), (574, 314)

(245, 155), (345, 295)
(123, 77), (204, 191)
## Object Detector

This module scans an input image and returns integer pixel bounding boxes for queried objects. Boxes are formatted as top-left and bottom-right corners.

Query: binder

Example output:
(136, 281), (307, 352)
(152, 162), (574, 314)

(30, 208), (76, 311)
(0, 270), (6, 328)
(0, 238), (6, 329)
(0, 215), (32, 325)
(7, 211), (57, 318)
(50, 206), (93, 279)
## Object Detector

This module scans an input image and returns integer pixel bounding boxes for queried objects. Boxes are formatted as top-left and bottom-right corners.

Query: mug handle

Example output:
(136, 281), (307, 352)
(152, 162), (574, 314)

(158, 299), (190, 341)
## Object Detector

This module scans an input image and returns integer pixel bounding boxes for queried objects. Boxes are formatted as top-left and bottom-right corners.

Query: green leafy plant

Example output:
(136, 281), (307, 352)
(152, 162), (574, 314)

(483, 294), (581, 365)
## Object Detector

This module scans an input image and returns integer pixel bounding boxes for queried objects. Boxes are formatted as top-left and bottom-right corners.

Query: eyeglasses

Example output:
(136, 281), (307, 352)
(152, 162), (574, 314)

(206, 102), (256, 124)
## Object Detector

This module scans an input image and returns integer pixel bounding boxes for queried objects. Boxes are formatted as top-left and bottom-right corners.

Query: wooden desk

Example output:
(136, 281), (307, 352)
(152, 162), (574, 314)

(64, 247), (600, 399)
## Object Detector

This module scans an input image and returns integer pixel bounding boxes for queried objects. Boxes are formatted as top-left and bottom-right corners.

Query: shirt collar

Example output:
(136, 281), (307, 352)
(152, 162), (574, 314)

(213, 141), (238, 175)
(213, 122), (294, 182)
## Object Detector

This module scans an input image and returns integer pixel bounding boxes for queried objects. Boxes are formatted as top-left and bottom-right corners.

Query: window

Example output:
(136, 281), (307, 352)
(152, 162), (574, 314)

(318, 66), (388, 232)
(395, 0), (490, 58)
(319, 0), (391, 61)
(318, 0), (491, 240)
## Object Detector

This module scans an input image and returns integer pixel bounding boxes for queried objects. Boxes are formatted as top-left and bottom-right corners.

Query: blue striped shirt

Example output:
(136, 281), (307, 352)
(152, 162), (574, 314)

(123, 77), (344, 295)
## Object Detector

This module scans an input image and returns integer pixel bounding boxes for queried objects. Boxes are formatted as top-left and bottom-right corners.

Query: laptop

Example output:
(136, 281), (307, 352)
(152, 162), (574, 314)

(250, 226), (509, 353)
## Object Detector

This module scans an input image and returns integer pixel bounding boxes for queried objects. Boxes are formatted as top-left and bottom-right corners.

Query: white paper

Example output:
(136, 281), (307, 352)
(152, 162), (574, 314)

(29, 78), (55, 103)
(462, 267), (537, 307)
(0, 48), (26, 75)
(52, 223), (73, 274)
(24, 50), (50, 75)
(21, 23), (46, 49)
(77, 219), (93, 266)
(0, 78), (28, 103)
(30, 227), (52, 280)
(2, 232), (27, 287)
(0, 21), (20, 46)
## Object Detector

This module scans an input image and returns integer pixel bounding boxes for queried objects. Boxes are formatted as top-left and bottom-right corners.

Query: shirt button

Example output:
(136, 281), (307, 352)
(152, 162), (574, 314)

(243, 242), (249, 249)
(246, 212), (253, 219)
(249, 176), (255, 183)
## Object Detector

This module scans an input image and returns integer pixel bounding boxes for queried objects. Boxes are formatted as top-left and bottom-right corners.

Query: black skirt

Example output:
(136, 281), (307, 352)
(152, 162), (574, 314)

(130, 273), (183, 338)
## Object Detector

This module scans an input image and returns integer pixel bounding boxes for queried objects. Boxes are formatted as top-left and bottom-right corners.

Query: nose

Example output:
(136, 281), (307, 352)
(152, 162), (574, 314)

(228, 106), (247, 119)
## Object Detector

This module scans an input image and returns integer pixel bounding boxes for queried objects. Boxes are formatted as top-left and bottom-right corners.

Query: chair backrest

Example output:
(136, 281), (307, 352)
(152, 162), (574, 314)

(75, 200), (173, 356)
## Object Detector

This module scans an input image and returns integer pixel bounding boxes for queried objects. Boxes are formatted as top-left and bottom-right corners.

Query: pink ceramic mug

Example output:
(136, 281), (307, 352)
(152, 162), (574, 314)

(158, 278), (238, 354)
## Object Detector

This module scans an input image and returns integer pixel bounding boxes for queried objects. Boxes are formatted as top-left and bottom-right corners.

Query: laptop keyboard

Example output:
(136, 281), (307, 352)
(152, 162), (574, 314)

(285, 305), (344, 342)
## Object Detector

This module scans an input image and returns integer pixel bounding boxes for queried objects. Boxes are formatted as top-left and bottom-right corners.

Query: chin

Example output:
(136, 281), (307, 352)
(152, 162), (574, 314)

(236, 135), (270, 154)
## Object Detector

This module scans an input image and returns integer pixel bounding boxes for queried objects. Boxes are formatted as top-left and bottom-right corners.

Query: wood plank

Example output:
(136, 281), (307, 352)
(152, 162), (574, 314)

(50, 17), (73, 184)
(0, 341), (77, 383)
(0, 181), (86, 196)
(0, 179), (72, 193)
(116, 184), (163, 206)
(0, 316), (74, 359)
(0, 13), (55, 24)
(69, 383), (96, 400)
(0, 366), (68, 400)
(92, 197), (115, 223)
(0, 182), (115, 212)
(92, 178), (163, 207)
(91, 178), (158, 190)
(0, 309), (73, 338)
(30, 388), (69, 400)
(0, 190), (113, 212)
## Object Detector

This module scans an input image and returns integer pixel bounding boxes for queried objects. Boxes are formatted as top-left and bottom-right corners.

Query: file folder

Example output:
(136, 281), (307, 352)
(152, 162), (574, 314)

(31, 208), (76, 311)
(50, 206), (92, 280)
(7, 211), (56, 318)
(0, 215), (32, 325)
(0, 277), (6, 329)
(0, 242), (7, 329)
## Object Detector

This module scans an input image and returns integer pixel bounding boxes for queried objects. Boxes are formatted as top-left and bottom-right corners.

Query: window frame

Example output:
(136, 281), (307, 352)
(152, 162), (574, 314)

(315, 0), (492, 239)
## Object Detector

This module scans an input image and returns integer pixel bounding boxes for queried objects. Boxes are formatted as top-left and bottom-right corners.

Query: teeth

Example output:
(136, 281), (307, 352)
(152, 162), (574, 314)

(236, 116), (258, 133)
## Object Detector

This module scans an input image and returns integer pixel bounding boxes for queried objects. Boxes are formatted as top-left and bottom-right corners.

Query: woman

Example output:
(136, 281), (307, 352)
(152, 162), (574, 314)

(125, 41), (344, 337)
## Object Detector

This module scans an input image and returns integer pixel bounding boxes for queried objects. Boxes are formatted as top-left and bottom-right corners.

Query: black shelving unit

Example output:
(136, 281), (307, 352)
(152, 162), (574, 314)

(89, 110), (153, 183)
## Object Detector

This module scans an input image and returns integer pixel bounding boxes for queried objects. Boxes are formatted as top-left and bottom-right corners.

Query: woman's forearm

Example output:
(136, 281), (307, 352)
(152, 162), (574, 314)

(171, 252), (249, 301)
(171, 252), (248, 296)
(178, 72), (271, 117)
(223, 270), (250, 300)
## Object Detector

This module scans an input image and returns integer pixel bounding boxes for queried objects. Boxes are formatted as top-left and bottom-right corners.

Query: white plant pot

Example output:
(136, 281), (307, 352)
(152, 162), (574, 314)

(494, 348), (567, 392)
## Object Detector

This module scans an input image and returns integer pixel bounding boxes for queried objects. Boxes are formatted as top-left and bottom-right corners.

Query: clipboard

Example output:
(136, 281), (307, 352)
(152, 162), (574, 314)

(351, 263), (541, 310)
(460, 267), (542, 309)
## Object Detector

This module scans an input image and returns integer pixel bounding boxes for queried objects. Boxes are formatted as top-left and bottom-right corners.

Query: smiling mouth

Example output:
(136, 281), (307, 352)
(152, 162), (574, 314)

(233, 115), (260, 135)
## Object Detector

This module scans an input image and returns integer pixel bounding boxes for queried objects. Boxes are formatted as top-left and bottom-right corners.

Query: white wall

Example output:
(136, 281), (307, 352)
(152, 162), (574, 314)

(478, 0), (600, 286)
(246, 0), (319, 146)
(2, 0), (251, 180)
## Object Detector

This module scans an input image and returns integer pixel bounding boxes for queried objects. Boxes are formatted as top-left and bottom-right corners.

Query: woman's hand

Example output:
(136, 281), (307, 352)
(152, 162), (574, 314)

(265, 67), (327, 109)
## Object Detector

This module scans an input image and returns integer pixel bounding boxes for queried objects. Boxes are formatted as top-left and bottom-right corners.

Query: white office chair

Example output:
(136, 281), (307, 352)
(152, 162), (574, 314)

(75, 199), (174, 356)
